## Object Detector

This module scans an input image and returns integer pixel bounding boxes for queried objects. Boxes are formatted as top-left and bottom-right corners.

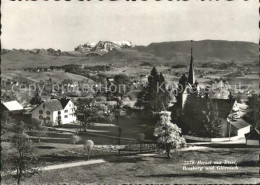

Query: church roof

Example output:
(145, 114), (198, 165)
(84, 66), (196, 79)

(188, 40), (195, 84)
(230, 118), (251, 129)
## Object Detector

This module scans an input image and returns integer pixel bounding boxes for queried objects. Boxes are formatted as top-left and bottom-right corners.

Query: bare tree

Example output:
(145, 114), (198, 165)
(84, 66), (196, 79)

(29, 118), (48, 143)
(71, 135), (81, 145)
(6, 133), (38, 185)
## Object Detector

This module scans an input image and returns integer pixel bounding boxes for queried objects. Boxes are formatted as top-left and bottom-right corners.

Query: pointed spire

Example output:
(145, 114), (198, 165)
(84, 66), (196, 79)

(188, 40), (195, 84)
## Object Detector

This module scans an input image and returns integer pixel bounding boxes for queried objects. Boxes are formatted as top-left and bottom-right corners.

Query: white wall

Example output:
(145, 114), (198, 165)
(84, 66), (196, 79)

(246, 139), (259, 146)
(32, 100), (77, 126)
(237, 126), (251, 137)
(62, 101), (77, 124)
(32, 103), (53, 125)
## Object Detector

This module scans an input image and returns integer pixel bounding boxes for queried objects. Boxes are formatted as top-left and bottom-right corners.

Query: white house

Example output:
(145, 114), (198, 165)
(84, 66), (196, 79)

(31, 98), (77, 126)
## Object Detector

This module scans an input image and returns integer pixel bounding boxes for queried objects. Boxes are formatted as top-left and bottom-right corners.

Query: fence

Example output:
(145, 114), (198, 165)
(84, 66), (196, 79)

(183, 135), (241, 142)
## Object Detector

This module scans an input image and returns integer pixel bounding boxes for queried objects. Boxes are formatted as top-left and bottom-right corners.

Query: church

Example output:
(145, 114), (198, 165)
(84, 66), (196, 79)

(176, 40), (199, 108)
(172, 40), (251, 138)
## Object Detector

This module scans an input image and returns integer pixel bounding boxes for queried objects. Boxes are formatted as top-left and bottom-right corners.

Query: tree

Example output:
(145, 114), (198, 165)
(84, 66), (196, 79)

(244, 94), (260, 130)
(107, 99), (123, 144)
(29, 119), (48, 143)
(84, 140), (94, 160)
(113, 74), (132, 99)
(75, 98), (104, 132)
(30, 88), (43, 105)
(136, 67), (170, 114)
(3, 133), (38, 185)
(179, 93), (222, 137)
(203, 100), (222, 137)
(71, 135), (81, 145)
(154, 111), (186, 158)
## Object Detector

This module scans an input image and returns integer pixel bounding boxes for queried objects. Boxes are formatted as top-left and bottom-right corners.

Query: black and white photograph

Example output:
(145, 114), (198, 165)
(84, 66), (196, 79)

(1, 0), (259, 184)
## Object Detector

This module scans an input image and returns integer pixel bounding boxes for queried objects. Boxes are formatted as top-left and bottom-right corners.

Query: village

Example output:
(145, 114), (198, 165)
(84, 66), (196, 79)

(1, 0), (260, 184)
(1, 42), (260, 184)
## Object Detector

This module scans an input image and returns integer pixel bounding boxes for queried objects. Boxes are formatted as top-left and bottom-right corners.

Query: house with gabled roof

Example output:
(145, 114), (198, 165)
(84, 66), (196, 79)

(1, 100), (24, 120)
(31, 98), (77, 126)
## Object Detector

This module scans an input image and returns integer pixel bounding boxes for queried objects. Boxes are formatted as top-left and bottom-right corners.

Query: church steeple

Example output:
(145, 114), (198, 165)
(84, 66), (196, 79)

(188, 40), (195, 84)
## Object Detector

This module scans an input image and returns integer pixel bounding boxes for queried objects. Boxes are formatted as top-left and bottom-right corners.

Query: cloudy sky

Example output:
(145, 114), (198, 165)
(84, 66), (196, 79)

(2, 0), (258, 51)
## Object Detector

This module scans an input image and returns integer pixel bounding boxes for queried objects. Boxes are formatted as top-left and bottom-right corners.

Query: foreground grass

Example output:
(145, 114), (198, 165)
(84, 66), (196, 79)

(3, 146), (260, 184)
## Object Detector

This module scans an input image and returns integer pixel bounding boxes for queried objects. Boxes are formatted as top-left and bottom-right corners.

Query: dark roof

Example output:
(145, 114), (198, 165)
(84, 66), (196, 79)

(44, 99), (64, 111)
(60, 98), (70, 109)
(30, 98), (72, 112)
(211, 99), (235, 119)
(245, 129), (260, 140)
(230, 118), (251, 129)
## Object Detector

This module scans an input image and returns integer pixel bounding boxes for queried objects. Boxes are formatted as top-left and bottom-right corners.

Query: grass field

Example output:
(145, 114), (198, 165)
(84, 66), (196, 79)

(2, 70), (93, 83)
(3, 146), (259, 184)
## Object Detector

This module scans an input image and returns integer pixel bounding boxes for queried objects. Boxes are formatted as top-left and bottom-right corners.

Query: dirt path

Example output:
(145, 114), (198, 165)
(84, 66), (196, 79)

(40, 159), (106, 171)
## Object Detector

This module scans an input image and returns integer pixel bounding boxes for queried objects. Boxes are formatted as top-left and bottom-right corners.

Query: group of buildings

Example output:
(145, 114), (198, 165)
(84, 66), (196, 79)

(1, 98), (77, 126)
(173, 41), (259, 145)
(1, 41), (259, 146)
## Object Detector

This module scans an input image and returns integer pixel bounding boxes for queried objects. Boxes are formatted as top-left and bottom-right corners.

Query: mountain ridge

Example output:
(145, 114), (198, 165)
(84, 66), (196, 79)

(1, 40), (258, 69)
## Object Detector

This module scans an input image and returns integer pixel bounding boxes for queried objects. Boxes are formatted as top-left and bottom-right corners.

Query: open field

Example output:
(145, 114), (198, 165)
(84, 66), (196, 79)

(3, 145), (259, 184)
(2, 70), (93, 83)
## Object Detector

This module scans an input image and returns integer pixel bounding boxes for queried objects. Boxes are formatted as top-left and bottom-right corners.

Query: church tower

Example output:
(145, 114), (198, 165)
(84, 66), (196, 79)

(188, 40), (195, 84)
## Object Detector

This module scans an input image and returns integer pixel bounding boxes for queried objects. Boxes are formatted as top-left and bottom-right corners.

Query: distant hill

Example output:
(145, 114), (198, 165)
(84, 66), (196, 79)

(134, 40), (258, 61)
(1, 40), (258, 69)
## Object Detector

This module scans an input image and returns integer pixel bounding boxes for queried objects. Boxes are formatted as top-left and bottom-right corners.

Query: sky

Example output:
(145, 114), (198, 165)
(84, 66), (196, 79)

(2, 0), (259, 51)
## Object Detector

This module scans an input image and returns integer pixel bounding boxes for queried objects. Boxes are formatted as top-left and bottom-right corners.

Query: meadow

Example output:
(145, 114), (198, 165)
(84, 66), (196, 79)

(3, 144), (259, 184)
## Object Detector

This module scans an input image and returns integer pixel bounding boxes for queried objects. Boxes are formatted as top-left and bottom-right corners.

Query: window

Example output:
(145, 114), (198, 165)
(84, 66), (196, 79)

(64, 115), (68, 118)
(46, 111), (51, 115)
(39, 115), (43, 119)
(64, 110), (68, 113)
(46, 116), (50, 120)
(39, 110), (43, 114)
(43, 104), (45, 109)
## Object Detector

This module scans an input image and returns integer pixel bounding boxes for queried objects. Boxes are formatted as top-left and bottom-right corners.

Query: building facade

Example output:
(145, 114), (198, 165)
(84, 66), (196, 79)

(31, 98), (77, 126)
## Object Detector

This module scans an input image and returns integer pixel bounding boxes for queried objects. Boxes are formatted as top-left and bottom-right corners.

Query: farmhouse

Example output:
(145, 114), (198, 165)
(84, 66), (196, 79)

(1, 100), (24, 120)
(31, 98), (77, 126)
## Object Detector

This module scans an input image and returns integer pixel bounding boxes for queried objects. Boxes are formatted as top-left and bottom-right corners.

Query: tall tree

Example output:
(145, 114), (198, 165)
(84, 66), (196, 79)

(107, 99), (123, 144)
(203, 100), (222, 137)
(244, 94), (260, 130)
(30, 88), (43, 105)
(136, 67), (170, 114)
(180, 93), (222, 137)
